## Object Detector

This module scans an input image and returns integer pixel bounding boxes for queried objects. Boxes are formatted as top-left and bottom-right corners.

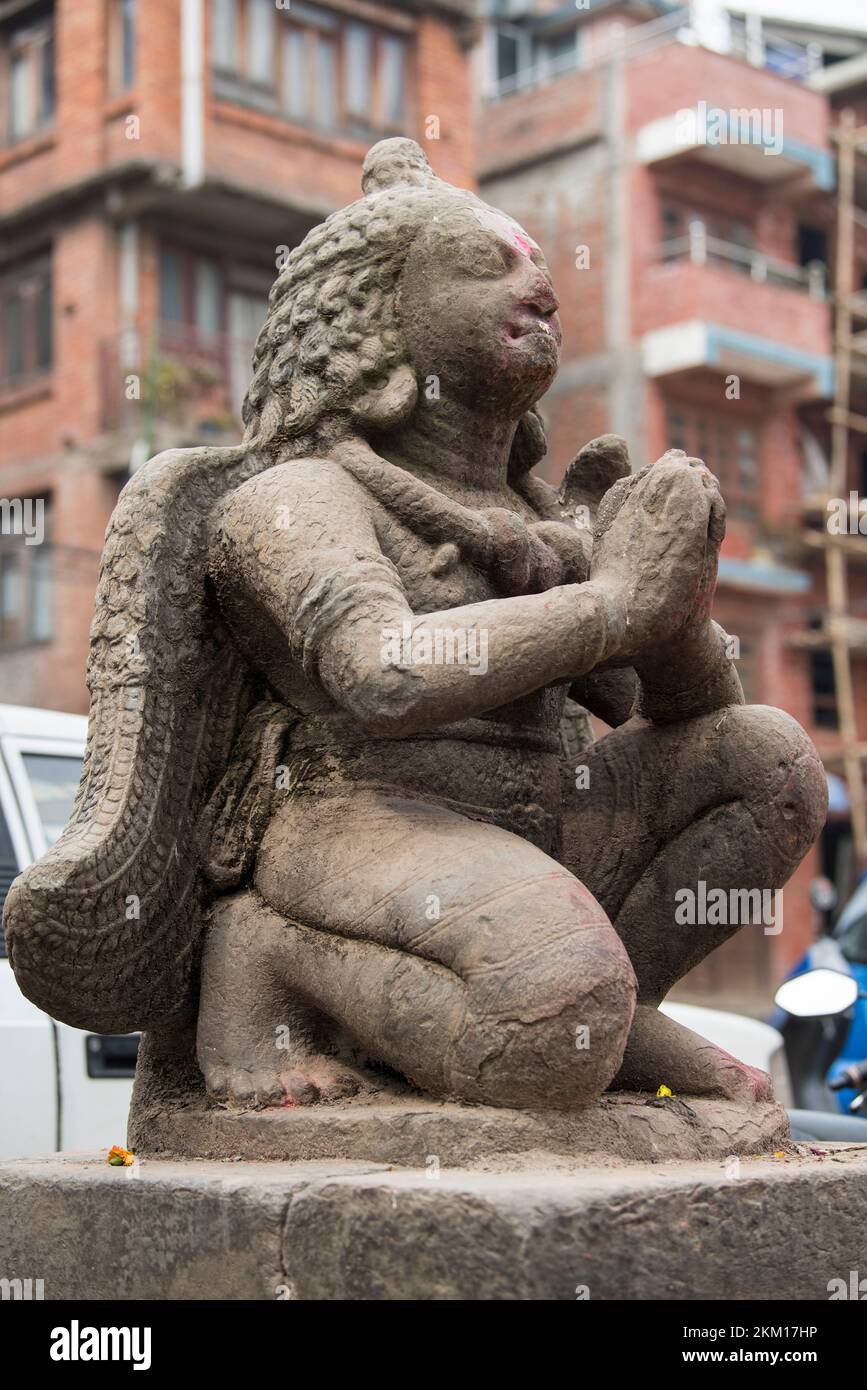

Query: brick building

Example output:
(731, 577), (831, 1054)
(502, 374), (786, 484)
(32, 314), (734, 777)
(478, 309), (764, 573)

(0, 0), (475, 712)
(478, 0), (867, 1003)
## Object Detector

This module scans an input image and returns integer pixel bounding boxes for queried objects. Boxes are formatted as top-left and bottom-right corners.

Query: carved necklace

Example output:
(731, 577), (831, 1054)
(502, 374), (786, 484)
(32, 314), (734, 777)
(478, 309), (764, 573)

(333, 439), (589, 597)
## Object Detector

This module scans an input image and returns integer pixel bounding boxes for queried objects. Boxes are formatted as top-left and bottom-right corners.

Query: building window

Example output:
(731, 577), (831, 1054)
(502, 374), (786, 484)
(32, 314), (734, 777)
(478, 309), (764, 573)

(380, 34), (406, 128)
(212, 0), (237, 70)
(159, 246), (223, 343)
(108, 0), (136, 93)
(0, 256), (52, 392)
(344, 22), (372, 124)
(666, 406), (760, 523)
(212, 0), (409, 136)
(313, 24), (337, 131)
(0, 498), (52, 651)
(1, 8), (56, 146)
(247, 0), (274, 84)
(490, 20), (580, 98)
(228, 287), (269, 420)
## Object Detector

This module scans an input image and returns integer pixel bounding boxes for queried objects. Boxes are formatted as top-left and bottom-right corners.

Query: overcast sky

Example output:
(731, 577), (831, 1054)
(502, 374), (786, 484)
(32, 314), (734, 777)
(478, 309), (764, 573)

(730, 0), (867, 31)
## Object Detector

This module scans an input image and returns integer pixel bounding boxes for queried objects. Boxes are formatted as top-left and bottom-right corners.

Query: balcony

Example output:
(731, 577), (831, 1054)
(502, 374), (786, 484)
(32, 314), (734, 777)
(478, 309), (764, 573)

(628, 20), (834, 195)
(638, 224), (833, 395)
(659, 222), (828, 299)
(635, 103), (835, 192)
(99, 325), (255, 456)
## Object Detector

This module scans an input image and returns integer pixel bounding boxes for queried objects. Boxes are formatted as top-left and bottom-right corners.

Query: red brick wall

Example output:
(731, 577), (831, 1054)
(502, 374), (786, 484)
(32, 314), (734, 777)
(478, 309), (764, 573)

(624, 40), (831, 148)
(477, 67), (604, 179)
(0, 0), (476, 718)
(204, 8), (475, 214)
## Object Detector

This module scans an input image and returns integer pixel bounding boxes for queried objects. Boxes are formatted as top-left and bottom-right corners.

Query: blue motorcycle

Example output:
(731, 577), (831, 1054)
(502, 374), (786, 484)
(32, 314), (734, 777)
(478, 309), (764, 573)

(774, 876), (867, 1137)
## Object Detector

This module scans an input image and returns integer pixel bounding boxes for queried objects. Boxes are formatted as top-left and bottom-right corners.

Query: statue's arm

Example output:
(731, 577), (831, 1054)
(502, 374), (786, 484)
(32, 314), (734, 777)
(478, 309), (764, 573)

(569, 669), (638, 727)
(213, 461), (627, 739)
(632, 621), (744, 724)
(569, 625), (743, 728)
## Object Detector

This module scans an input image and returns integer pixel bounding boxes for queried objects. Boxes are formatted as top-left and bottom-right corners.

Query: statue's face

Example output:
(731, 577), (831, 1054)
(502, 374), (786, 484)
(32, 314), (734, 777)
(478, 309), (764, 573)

(398, 202), (561, 417)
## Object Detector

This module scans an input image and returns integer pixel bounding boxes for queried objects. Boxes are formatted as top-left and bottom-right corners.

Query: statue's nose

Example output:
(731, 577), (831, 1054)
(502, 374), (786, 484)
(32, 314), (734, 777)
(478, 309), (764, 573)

(520, 275), (559, 318)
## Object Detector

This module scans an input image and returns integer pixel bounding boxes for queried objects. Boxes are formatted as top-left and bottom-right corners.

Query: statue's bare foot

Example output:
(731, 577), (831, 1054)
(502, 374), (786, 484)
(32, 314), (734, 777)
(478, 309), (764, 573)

(201, 1052), (374, 1109)
(610, 1003), (774, 1105)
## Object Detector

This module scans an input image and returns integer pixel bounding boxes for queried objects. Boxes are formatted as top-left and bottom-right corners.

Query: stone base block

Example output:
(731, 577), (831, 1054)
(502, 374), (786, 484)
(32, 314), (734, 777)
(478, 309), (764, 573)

(2, 1145), (866, 1300)
(136, 1091), (789, 1167)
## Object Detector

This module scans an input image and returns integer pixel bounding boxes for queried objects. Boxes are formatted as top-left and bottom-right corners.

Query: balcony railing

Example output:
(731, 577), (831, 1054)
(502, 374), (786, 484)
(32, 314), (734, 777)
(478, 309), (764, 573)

(99, 325), (256, 443)
(728, 14), (824, 83)
(488, 41), (585, 102)
(656, 222), (828, 300)
(485, 3), (826, 102)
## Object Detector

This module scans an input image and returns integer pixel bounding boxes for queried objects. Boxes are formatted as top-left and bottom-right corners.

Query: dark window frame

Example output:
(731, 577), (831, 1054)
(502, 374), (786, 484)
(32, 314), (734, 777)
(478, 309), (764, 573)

(665, 403), (761, 524)
(107, 0), (136, 95)
(210, 0), (411, 139)
(0, 253), (53, 393)
(0, 5), (56, 147)
(0, 494), (53, 655)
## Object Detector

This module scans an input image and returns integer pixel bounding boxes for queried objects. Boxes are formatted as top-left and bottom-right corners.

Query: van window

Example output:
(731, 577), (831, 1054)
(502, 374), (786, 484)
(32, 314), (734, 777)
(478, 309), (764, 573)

(0, 802), (19, 956)
(21, 753), (81, 846)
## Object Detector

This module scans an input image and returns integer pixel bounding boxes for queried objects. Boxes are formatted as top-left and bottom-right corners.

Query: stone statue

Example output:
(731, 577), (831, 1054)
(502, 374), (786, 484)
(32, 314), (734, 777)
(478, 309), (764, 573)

(4, 140), (826, 1144)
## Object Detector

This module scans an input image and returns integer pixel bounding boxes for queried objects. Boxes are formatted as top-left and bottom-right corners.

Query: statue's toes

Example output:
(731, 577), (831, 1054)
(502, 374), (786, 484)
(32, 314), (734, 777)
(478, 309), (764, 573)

(201, 1061), (229, 1102)
(281, 1071), (323, 1106)
(709, 1053), (774, 1105)
(251, 1070), (289, 1107)
(317, 1070), (362, 1103)
(280, 1061), (367, 1106)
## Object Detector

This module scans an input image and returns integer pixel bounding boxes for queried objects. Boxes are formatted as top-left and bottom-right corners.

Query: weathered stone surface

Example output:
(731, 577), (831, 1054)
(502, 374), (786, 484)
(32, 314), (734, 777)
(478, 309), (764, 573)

(2, 1147), (864, 1301)
(137, 1091), (790, 1167)
(3, 135), (827, 1148)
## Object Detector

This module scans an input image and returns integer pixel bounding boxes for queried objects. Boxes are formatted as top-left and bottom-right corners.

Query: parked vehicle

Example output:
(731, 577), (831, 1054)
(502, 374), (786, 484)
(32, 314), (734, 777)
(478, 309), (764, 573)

(0, 704), (136, 1159)
(773, 963), (867, 1141)
(776, 874), (867, 1116)
(666, 991), (867, 1142)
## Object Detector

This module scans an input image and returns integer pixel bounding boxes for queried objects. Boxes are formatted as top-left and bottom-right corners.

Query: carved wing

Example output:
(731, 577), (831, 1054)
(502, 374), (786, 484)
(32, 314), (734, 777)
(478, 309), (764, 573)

(3, 443), (268, 1033)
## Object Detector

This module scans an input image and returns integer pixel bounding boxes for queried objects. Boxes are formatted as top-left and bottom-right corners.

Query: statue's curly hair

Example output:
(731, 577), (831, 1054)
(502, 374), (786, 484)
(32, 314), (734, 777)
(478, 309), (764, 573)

(242, 138), (547, 475)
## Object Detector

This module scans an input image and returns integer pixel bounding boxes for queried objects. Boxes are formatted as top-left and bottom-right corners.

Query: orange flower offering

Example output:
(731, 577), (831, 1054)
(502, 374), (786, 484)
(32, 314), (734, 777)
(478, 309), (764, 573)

(107, 1145), (135, 1167)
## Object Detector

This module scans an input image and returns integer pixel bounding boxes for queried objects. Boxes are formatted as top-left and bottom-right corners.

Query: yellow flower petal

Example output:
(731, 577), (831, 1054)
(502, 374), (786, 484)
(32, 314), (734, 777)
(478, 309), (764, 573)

(656, 1084), (673, 1098)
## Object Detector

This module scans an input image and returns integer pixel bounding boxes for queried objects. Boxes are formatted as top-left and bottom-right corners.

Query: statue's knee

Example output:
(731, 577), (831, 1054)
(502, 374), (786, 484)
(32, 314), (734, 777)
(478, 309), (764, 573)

(722, 705), (827, 863)
(451, 921), (636, 1109)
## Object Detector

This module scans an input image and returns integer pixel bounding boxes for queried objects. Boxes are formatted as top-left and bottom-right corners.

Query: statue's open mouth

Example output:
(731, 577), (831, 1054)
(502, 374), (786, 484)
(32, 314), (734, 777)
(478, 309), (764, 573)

(508, 313), (558, 341)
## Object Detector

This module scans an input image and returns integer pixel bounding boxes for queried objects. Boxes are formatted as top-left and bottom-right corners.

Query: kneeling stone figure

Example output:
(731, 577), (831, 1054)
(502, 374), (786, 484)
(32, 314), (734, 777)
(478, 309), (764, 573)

(4, 139), (826, 1127)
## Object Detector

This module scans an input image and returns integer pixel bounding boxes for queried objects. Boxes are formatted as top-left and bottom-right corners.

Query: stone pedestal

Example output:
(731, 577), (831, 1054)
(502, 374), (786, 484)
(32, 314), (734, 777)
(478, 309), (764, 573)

(133, 1091), (789, 1166)
(2, 1137), (865, 1300)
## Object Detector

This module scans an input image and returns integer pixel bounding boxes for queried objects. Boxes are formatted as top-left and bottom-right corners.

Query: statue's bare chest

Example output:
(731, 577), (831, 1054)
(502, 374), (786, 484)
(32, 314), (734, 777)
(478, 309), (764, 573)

(375, 514), (498, 612)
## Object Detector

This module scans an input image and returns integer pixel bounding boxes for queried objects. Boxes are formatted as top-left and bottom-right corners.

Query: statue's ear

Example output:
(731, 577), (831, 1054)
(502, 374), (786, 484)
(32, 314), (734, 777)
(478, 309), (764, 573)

(350, 363), (418, 432)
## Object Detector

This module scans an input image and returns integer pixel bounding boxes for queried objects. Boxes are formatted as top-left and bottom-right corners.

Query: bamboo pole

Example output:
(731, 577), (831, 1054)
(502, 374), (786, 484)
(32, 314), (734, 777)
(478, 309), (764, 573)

(828, 110), (867, 865)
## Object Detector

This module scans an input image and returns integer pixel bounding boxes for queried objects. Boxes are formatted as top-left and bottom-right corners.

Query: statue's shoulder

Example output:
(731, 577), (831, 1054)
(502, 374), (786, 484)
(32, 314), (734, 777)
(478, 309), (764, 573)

(219, 454), (374, 529)
(221, 453), (370, 502)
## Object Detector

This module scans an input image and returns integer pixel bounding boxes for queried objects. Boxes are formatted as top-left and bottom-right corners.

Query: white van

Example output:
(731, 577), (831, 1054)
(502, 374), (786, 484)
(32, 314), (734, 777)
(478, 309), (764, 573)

(0, 704), (135, 1159)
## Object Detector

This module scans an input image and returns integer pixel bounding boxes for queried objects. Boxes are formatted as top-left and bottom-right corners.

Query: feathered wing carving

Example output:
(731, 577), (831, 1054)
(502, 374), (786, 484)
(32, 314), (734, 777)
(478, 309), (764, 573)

(3, 444), (268, 1034)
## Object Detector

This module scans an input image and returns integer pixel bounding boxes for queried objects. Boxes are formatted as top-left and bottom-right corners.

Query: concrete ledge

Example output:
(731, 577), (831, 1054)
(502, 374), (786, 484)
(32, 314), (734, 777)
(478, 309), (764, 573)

(2, 1147), (866, 1300)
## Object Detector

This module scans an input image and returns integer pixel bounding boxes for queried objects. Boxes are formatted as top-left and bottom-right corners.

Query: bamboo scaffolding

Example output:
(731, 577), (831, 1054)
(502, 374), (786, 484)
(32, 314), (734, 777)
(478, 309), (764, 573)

(827, 111), (867, 864)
